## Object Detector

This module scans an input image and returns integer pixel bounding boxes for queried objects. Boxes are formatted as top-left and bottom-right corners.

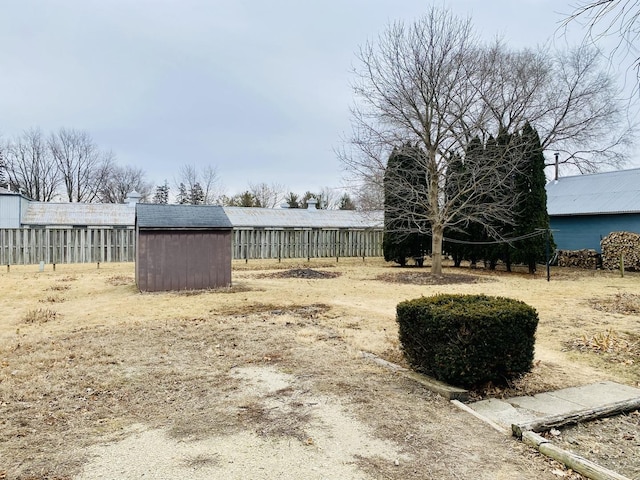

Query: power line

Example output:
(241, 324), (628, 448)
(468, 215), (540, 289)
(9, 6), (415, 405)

(442, 229), (547, 246)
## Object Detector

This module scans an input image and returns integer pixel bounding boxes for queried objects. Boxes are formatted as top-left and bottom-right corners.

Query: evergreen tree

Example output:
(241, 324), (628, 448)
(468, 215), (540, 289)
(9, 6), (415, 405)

(383, 144), (430, 266)
(462, 136), (490, 268)
(443, 151), (467, 267)
(485, 128), (519, 270)
(176, 183), (189, 204)
(284, 192), (300, 208)
(338, 193), (356, 210)
(301, 191), (322, 209)
(511, 123), (555, 274)
(190, 182), (205, 205)
(152, 181), (170, 204)
(229, 191), (260, 207)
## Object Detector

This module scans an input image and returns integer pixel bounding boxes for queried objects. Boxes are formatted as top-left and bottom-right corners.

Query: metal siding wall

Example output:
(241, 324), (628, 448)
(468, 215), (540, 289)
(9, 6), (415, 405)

(0, 196), (22, 229)
(550, 214), (640, 252)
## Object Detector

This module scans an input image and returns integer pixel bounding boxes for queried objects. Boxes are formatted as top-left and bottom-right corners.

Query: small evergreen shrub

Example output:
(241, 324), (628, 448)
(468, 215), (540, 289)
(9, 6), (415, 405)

(396, 294), (538, 388)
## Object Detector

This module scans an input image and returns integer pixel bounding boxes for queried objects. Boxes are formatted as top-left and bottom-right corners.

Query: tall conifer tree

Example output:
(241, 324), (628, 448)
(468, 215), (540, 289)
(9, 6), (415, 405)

(512, 123), (555, 273)
(383, 144), (430, 266)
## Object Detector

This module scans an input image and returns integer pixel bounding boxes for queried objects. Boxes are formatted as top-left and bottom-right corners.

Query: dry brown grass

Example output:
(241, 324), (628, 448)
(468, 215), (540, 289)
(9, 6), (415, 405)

(590, 292), (640, 314)
(1, 258), (639, 479)
(22, 308), (59, 324)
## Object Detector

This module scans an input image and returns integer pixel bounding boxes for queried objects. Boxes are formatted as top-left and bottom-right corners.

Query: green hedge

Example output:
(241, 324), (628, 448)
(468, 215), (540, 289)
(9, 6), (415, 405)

(396, 294), (539, 388)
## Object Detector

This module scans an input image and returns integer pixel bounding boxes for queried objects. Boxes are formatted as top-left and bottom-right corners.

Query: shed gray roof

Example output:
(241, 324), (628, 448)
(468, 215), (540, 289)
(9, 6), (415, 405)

(222, 207), (383, 229)
(22, 202), (135, 226)
(136, 204), (232, 229)
(546, 168), (640, 216)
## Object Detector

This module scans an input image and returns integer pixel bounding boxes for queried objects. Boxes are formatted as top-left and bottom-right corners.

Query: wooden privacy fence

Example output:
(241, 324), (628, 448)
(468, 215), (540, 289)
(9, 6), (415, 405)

(232, 228), (383, 260)
(0, 228), (136, 265)
(0, 227), (383, 265)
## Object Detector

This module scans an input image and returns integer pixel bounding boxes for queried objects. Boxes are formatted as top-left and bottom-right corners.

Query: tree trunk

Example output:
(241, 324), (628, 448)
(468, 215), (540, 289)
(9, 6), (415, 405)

(431, 225), (444, 275)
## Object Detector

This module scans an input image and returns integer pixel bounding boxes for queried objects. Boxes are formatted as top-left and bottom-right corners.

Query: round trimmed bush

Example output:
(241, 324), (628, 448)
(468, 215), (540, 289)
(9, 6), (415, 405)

(396, 294), (538, 388)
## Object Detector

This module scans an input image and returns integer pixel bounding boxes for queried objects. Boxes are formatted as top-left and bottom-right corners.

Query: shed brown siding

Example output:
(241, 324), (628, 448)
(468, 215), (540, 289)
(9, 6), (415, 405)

(136, 229), (231, 292)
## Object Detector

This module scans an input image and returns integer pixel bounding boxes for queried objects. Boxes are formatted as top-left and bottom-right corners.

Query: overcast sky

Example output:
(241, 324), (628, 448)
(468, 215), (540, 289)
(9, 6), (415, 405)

(0, 1), (635, 197)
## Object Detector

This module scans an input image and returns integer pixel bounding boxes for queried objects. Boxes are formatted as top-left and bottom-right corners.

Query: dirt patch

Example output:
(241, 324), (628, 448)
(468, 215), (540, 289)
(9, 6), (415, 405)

(172, 282), (258, 295)
(212, 302), (331, 317)
(259, 268), (341, 279)
(376, 271), (484, 285)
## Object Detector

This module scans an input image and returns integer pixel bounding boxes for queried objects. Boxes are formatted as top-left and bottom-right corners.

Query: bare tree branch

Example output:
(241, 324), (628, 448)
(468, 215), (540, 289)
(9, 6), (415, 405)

(175, 164), (224, 204)
(563, 0), (640, 88)
(49, 128), (114, 203)
(4, 128), (60, 201)
(343, 7), (523, 274)
(99, 165), (153, 203)
(248, 181), (286, 208)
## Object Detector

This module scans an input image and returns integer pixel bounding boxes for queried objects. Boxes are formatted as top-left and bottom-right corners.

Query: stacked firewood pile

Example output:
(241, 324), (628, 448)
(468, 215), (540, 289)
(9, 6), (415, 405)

(557, 249), (601, 269)
(601, 231), (640, 271)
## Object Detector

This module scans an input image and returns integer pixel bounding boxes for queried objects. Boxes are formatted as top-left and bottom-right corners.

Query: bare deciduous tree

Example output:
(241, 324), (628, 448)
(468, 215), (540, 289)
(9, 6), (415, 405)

(0, 144), (7, 188)
(99, 165), (153, 203)
(248, 182), (286, 208)
(563, 0), (640, 86)
(49, 128), (114, 203)
(3, 128), (60, 201)
(341, 7), (521, 274)
(317, 186), (341, 210)
(349, 172), (384, 211)
(474, 42), (634, 172)
(341, 7), (635, 274)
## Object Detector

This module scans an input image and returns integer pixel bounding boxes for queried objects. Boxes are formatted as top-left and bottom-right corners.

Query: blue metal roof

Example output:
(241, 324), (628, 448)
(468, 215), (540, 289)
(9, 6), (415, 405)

(136, 204), (232, 229)
(546, 168), (640, 216)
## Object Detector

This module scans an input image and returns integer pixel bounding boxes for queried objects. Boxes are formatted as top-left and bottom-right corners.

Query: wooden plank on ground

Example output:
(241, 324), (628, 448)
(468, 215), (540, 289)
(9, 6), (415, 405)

(522, 431), (631, 480)
(512, 397), (640, 438)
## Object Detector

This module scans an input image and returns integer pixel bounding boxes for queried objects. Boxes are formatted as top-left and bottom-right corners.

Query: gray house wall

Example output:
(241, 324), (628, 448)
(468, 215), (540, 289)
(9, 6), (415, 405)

(0, 193), (26, 228)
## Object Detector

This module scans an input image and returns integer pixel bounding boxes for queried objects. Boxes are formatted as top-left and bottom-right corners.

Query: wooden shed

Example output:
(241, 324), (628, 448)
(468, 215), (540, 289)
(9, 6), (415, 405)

(135, 204), (233, 292)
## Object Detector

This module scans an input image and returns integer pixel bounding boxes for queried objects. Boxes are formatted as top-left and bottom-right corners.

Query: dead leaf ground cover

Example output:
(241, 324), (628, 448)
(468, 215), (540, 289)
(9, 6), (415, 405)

(1, 258), (639, 479)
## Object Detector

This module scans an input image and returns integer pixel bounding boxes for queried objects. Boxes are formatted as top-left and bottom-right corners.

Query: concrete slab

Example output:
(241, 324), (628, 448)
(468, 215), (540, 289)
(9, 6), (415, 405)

(507, 392), (584, 416)
(467, 381), (640, 432)
(547, 381), (640, 408)
(469, 398), (538, 427)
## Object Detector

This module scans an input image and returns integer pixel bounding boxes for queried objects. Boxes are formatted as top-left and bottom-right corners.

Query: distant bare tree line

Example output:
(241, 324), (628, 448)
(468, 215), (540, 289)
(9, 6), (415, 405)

(157, 172), (356, 210)
(1, 130), (355, 209)
(0, 127), (153, 203)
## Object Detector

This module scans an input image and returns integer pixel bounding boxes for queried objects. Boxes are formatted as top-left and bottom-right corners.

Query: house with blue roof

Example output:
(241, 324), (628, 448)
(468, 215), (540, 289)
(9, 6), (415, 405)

(545, 168), (640, 251)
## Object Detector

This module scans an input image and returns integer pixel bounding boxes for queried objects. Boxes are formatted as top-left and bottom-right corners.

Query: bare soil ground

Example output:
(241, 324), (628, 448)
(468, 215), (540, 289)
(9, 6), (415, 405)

(1, 258), (639, 479)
